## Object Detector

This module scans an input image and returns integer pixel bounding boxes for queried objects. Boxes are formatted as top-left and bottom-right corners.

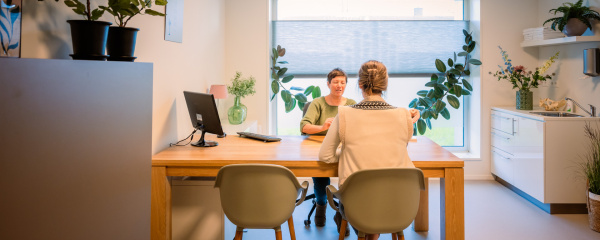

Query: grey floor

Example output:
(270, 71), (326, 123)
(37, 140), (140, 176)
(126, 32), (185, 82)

(225, 179), (600, 240)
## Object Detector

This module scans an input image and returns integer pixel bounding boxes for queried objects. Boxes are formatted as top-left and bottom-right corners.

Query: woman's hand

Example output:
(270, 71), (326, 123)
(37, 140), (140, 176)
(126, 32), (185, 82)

(409, 108), (420, 124)
(322, 117), (335, 130)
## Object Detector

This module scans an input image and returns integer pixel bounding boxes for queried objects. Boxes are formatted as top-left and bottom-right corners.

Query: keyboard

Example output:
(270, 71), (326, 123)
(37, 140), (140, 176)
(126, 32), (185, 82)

(237, 132), (282, 142)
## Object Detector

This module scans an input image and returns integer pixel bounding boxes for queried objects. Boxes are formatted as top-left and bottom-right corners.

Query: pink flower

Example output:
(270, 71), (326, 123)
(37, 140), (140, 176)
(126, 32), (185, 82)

(513, 65), (526, 72)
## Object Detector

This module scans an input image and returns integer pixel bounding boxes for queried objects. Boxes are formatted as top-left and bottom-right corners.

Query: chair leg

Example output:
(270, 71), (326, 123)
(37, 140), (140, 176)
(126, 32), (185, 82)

(338, 219), (348, 240)
(234, 226), (244, 240)
(288, 216), (296, 240)
(397, 231), (405, 240)
(275, 227), (283, 240)
(392, 233), (398, 240)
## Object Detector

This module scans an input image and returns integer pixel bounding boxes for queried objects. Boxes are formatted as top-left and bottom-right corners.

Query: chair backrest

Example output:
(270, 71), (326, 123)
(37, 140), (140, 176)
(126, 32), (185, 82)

(214, 164), (304, 229)
(302, 101), (312, 117)
(338, 168), (425, 234)
(301, 101), (312, 135)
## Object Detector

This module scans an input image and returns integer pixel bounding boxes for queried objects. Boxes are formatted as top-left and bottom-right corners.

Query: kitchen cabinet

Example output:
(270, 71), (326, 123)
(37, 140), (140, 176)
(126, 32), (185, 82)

(491, 107), (600, 213)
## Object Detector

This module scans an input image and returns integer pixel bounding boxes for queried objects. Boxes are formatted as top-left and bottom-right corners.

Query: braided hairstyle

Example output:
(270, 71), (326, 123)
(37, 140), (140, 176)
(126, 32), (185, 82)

(358, 60), (388, 96)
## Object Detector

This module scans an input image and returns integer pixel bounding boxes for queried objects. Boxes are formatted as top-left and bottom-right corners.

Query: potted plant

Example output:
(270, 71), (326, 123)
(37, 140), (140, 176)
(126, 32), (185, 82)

(491, 47), (559, 110)
(100, 0), (167, 61)
(543, 0), (600, 36)
(60, 0), (112, 60)
(409, 30), (481, 135)
(226, 71), (256, 125)
(582, 122), (600, 232)
(270, 45), (321, 113)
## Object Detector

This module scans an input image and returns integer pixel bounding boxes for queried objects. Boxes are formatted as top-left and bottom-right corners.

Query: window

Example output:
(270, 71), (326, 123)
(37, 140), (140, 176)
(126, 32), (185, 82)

(272, 0), (468, 148)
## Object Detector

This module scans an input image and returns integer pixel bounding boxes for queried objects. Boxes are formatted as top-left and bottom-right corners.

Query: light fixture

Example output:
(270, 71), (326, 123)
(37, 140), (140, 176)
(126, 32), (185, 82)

(209, 84), (228, 99)
(209, 84), (228, 138)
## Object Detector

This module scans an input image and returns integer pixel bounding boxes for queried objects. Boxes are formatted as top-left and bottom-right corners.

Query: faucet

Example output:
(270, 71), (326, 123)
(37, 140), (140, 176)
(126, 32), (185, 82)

(565, 97), (596, 117)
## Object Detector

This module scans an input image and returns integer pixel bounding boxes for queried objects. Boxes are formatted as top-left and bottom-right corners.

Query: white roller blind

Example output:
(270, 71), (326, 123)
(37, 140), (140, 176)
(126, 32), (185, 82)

(273, 20), (469, 75)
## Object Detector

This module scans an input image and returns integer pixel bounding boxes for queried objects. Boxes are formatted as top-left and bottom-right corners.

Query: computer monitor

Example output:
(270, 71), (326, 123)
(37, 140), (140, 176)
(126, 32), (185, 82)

(183, 91), (225, 147)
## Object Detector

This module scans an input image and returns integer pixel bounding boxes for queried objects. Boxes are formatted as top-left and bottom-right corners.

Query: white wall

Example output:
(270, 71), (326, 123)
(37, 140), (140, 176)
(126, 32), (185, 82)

(22, 0), (226, 154)
(475, 0), (540, 179)
(223, 0), (270, 135)
(536, 0), (600, 110)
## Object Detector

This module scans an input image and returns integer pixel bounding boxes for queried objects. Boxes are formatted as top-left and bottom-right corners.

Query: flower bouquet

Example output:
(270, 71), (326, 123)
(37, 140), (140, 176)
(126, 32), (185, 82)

(491, 46), (559, 110)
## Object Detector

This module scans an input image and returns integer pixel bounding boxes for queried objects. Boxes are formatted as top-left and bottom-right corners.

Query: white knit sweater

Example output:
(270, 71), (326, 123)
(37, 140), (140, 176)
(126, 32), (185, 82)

(318, 97), (415, 185)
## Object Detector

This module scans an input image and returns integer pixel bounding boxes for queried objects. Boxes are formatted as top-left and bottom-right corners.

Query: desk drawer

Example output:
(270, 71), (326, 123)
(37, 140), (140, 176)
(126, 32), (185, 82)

(491, 111), (515, 135)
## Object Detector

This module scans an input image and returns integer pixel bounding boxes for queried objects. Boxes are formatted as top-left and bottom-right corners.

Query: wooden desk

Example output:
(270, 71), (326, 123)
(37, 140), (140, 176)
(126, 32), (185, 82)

(152, 135), (464, 240)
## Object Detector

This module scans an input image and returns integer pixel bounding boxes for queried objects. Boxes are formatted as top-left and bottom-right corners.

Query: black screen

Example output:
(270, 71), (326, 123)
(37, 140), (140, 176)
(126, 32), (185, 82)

(183, 91), (224, 136)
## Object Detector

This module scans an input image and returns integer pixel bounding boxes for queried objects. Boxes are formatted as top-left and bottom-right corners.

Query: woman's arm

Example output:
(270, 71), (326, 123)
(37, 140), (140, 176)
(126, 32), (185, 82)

(302, 118), (334, 134)
(319, 116), (341, 163)
(409, 108), (420, 123)
(300, 101), (330, 134)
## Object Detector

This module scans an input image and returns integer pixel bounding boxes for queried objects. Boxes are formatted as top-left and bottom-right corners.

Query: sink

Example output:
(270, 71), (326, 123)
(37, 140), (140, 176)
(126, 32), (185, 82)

(529, 112), (584, 117)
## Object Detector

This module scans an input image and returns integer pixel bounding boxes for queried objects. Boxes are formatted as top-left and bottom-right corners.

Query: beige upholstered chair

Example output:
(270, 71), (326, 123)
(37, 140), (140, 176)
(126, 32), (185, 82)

(214, 164), (309, 240)
(326, 168), (425, 240)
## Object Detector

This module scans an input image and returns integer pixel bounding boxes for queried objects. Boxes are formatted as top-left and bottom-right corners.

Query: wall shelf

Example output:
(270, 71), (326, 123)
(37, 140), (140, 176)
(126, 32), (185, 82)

(521, 36), (600, 47)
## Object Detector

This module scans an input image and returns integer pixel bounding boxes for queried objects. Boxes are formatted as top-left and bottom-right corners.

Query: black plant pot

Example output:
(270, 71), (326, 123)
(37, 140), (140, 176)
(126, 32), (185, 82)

(67, 20), (111, 61)
(107, 27), (139, 62)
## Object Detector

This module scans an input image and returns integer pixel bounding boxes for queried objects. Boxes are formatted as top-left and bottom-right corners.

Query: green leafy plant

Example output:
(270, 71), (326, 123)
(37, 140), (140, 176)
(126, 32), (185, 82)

(492, 47), (559, 92)
(1, 0), (20, 56)
(270, 45), (321, 113)
(63, 0), (106, 21)
(582, 122), (600, 195)
(543, 0), (600, 32)
(100, 0), (167, 28)
(227, 71), (256, 98)
(409, 29), (481, 135)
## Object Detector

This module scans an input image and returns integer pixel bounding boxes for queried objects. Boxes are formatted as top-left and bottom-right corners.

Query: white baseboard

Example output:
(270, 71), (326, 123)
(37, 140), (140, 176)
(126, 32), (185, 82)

(427, 175), (495, 181)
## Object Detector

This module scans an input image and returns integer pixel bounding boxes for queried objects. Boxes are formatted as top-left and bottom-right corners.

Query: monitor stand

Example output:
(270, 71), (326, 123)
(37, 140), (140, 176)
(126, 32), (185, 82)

(191, 127), (218, 147)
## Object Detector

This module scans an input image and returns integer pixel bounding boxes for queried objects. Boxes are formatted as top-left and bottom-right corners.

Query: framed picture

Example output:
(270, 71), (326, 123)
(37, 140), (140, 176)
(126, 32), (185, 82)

(165, 0), (183, 43)
(0, 0), (21, 58)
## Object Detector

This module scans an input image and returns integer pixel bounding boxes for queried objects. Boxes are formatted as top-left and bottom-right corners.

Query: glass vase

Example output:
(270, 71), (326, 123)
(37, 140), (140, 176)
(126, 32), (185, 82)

(228, 96), (247, 125)
(516, 90), (533, 110)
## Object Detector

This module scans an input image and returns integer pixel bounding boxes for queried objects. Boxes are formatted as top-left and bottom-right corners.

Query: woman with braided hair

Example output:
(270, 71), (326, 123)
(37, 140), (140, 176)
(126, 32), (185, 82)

(319, 60), (420, 240)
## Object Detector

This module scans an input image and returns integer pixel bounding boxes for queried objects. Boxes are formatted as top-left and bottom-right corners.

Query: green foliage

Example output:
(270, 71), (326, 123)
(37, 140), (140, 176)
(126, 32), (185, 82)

(100, 0), (167, 27)
(543, 0), (600, 32)
(270, 45), (321, 113)
(409, 29), (481, 135)
(63, 0), (105, 21)
(227, 71), (256, 98)
(582, 122), (600, 195)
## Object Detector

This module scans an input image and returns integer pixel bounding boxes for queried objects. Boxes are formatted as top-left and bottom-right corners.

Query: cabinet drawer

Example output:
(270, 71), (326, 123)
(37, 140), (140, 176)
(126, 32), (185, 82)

(491, 148), (514, 183)
(491, 111), (515, 135)
(491, 130), (513, 154)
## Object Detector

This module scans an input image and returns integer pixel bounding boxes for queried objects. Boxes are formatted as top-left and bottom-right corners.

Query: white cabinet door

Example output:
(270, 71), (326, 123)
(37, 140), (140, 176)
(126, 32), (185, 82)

(511, 116), (544, 201)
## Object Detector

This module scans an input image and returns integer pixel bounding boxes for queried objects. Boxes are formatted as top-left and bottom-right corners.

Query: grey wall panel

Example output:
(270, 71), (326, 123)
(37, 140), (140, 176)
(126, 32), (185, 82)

(0, 58), (153, 240)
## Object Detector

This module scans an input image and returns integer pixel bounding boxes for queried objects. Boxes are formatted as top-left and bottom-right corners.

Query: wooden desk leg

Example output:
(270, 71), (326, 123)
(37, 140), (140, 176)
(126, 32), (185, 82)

(152, 167), (172, 240)
(440, 168), (464, 240)
(413, 177), (429, 231)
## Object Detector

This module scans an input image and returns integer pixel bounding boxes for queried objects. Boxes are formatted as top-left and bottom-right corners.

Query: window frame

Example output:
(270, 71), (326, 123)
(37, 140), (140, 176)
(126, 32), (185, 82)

(269, 0), (474, 152)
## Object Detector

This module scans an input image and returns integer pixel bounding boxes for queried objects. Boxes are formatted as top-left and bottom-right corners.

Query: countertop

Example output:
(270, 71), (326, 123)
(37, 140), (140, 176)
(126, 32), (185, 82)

(492, 106), (600, 121)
